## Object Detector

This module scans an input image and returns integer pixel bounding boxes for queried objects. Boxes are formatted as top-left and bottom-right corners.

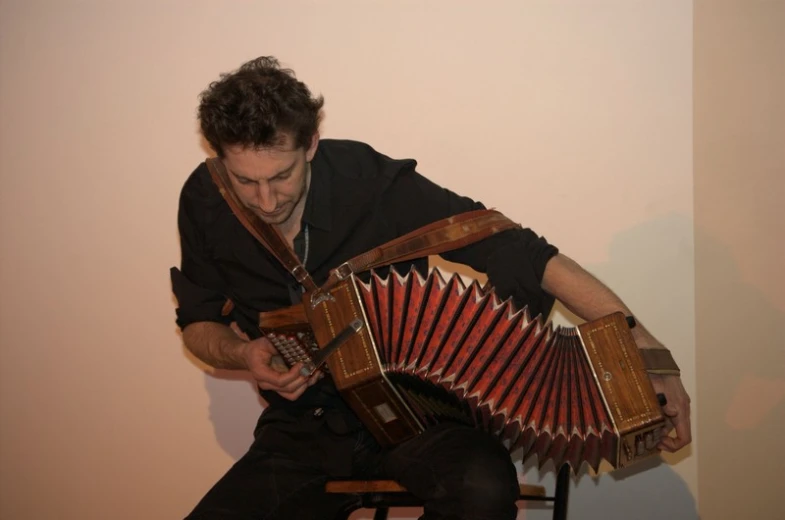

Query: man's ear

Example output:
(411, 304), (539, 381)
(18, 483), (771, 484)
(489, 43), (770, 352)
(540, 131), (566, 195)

(306, 132), (320, 162)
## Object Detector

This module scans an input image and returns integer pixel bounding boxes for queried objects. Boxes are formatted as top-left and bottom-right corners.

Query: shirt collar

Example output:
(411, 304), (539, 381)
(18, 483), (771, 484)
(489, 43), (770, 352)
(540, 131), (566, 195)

(300, 148), (332, 232)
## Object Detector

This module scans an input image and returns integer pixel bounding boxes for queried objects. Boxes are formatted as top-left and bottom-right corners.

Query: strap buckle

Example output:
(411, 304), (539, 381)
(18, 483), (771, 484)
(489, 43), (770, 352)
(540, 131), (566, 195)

(309, 289), (335, 309)
(292, 265), (311, 284)
(333, 262), (354, 281)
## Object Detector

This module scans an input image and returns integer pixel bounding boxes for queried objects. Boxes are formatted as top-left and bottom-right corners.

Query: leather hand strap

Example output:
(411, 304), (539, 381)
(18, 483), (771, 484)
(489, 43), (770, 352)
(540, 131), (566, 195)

(639, 348), (681, 376)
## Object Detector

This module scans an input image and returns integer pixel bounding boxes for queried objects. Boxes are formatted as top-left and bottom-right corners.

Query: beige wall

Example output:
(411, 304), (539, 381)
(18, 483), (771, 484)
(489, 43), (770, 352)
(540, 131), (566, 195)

(0, 2), (698, 519)
(694, 1), (785, 519)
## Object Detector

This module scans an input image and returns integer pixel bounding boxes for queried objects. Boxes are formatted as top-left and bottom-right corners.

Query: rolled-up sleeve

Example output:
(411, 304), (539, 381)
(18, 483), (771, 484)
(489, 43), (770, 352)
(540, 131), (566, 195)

(170, 169), (232, 330)
(480, 229), (558, 318)
(384, 168), (559, 318)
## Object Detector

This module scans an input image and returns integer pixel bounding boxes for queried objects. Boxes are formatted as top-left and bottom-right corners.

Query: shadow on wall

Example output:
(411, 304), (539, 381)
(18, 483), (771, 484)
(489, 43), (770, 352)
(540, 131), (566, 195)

(693, 223), (784, 519)
(204, 371), (264, 461)
(199, 213), (706, 519)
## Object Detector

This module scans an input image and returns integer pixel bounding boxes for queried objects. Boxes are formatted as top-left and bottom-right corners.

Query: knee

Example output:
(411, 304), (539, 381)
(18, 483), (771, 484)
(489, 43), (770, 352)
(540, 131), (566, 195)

(386, 424), (520, 519)
(442, 430), (519, 515)
(460, 438), (519, 505)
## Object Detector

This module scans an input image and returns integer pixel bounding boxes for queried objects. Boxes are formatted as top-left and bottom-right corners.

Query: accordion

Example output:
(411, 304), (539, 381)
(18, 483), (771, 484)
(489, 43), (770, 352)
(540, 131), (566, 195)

(260, 267), (666, 472)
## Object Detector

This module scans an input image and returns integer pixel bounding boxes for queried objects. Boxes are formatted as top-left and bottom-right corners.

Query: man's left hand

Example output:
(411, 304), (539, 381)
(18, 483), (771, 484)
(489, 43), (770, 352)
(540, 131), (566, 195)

(649, 373), (692, 452)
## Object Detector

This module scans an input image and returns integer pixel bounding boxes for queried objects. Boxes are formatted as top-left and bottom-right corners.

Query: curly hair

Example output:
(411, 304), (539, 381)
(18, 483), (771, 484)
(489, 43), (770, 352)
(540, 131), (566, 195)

(198, 57), (324, 155)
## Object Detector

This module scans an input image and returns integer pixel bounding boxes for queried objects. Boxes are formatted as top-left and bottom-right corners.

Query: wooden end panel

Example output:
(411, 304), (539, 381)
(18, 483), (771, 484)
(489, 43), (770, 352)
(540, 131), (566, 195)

(578, 312), (666, 467)
(578, 313), (664, 433)
(303, 279), (384, 389)
(344, 378), (423, 447)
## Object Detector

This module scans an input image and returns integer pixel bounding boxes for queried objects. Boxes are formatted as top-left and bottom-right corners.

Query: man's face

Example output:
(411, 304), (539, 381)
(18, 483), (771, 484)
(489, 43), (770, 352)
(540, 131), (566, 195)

(221, 134), (318, 227)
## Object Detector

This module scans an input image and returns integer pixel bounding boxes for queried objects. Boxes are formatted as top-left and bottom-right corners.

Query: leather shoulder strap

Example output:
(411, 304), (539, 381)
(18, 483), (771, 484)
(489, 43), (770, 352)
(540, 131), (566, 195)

(319, 209), (520, 293)
(344, 209), (518, 274)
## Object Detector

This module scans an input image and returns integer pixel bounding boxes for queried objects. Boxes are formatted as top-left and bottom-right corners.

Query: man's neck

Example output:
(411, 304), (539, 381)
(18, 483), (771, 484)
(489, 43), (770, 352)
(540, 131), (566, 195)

(277, 218), (302, 248)
(276, 165), (311, 247)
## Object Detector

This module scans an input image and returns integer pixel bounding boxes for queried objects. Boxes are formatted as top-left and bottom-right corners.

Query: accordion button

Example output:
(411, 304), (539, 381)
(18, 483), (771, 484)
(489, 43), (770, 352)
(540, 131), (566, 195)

(636, 438), (645, 456)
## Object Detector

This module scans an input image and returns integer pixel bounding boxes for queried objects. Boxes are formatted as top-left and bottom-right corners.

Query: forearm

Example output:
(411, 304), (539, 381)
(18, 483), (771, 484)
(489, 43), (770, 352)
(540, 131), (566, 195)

(182, 321), (249, 370)
(541, 254), (665, 350)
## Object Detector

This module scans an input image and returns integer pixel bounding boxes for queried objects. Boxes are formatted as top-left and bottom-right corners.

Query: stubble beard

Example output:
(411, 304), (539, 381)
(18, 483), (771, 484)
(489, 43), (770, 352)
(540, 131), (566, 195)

(258, 164), (310, 230)
(254, 204), (294, 226)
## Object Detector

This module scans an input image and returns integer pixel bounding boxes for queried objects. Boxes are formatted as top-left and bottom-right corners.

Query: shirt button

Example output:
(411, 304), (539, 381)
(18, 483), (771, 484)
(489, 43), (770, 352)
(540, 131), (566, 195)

(313, 407), (324, 418)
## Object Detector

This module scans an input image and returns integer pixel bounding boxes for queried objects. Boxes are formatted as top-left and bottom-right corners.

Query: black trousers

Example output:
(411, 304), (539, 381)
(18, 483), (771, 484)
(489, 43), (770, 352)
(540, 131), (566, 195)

(186, 408), (520, 520)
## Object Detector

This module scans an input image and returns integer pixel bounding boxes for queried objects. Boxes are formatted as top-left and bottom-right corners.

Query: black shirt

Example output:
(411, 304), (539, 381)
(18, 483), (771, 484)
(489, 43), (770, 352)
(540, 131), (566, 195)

(171, 139), (558, 413)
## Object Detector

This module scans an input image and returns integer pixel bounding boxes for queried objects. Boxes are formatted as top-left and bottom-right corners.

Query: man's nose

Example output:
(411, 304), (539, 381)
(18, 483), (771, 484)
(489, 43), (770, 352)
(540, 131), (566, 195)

(256, 183), (276, 212)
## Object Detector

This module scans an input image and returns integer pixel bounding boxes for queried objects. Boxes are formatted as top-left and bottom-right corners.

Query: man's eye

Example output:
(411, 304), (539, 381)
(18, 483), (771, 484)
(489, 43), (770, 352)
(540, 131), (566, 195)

(237, 177), (254, 185)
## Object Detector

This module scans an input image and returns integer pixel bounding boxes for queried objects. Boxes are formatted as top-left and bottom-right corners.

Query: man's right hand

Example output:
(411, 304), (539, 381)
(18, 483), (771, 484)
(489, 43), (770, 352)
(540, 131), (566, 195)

(181, 321), (321, 401)
(241, 337), (319, 401)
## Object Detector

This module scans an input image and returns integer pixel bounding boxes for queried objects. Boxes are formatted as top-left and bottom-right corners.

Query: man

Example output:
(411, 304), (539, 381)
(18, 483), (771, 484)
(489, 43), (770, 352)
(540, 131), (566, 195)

(171, 56), (691, 520)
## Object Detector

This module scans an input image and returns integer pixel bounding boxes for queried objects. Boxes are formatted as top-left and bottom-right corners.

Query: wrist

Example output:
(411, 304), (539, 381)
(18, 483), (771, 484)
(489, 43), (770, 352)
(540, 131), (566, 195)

(628, 320), (668, 350)
(235, 339), (253, 370)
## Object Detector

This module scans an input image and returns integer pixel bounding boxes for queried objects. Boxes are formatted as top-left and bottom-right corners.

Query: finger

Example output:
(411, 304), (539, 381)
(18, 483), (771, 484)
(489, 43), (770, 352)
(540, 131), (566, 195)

(270, 355), (289, 373)
(673, 414), (692, 447)
(266, 374), (308, 393)
(270, 364), (311, 392)
(307, 370), (322, 386)
(658, 416), (691, 452)
(277, 374), (309, 394)
(659, 419), (675, 438)
(278, 383), (309, 401)
(256, 363), (306, 389)
(257, 375), (308, 394)
(274, 375), (312, 400)
(658, 432), (689, 452)
(662, 403), (679, 418)
(658, 436), (680, 452)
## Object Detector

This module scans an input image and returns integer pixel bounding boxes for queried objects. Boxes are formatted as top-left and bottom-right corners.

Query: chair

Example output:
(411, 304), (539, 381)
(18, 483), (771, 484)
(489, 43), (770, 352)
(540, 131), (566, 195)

(328, 464), (570, 520)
